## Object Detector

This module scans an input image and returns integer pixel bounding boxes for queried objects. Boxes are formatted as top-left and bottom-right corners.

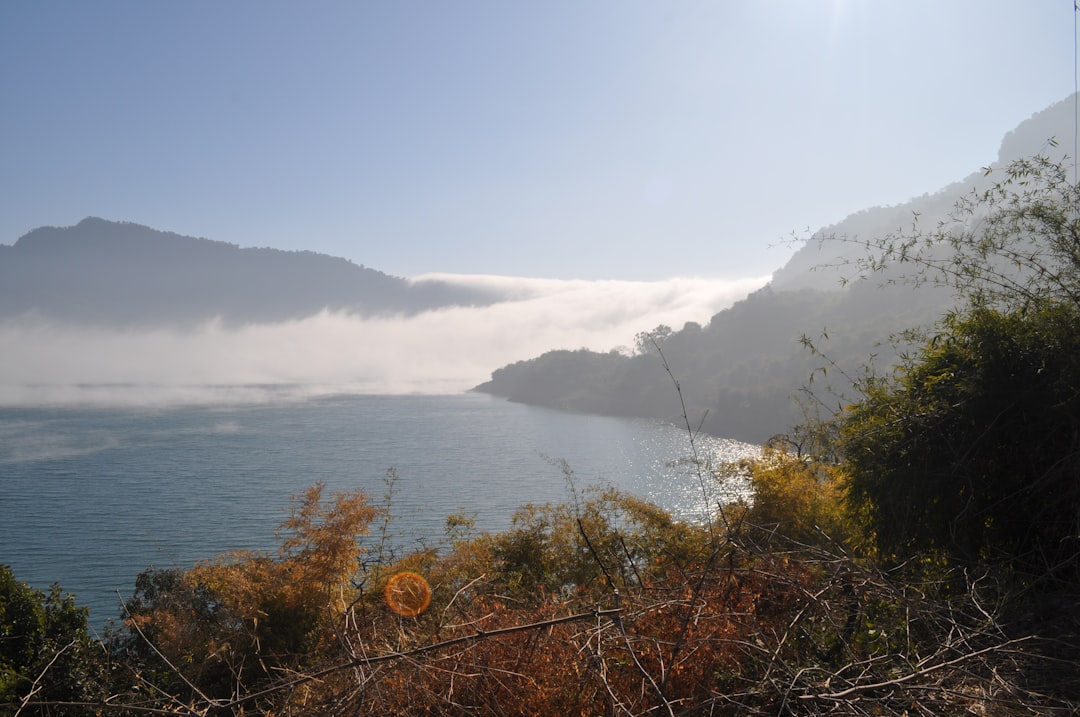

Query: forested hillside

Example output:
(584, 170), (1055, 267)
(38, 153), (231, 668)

(475, 279), (952, 442)
(475, 94), (1078, 443)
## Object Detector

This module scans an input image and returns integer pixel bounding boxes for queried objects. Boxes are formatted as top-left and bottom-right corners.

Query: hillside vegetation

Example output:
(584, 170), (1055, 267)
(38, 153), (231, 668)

(473, 279), (951, 443)
(3, 155), (1080, 715)
(475, 94), (1079, 444)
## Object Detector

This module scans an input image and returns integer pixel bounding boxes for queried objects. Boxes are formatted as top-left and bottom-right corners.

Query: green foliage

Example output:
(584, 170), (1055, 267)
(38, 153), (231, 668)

(489, 486), (707, 601)
(789, 155), (1080, 590)
(0, 565), (103, 716)
(840, 302), (1080, 580)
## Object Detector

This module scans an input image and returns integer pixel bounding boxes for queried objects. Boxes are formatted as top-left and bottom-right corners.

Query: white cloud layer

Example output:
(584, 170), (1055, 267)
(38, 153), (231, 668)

(0, 274), (768, 407)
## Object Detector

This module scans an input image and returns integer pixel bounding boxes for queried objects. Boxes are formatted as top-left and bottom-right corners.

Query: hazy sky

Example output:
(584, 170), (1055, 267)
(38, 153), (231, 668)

(1, 1), (1076, 280)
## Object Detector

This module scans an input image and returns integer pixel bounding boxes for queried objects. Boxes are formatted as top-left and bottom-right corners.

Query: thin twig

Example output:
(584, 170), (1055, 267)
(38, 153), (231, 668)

(229, 607), (624, 709)
(798, 636), (1034, 701)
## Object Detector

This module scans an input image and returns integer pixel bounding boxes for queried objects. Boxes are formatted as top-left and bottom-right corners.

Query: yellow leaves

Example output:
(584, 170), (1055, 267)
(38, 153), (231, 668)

(124, 483), (383, 698)
(121, 480), (953, 715)
(278, 482), (381, 596)
(744, 445), (854, 546)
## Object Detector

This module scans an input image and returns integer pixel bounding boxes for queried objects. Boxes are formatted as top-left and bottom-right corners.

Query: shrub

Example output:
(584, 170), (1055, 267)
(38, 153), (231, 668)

(841, 302), (1080, 584)
(0, 565), (104, 716)
(738, 441), (854, 549)
(116, 483), (379, 703)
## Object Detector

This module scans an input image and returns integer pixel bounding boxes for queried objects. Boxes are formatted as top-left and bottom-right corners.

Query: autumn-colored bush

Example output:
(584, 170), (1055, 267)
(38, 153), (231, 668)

(115, 482), (380, 705)
(487, 486), (708, 602)
(264, 540), (822, 716)
(12, 475), (1079, 716)
(736, 440), (856, 550)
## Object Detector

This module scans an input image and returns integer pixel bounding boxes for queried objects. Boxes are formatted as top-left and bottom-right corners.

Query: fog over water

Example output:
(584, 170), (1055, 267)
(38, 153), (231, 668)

(0, 273), (768, 406)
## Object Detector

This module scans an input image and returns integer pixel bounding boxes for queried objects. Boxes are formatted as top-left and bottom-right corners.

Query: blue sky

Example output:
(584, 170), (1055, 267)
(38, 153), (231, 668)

(1, 1), (1076, 280)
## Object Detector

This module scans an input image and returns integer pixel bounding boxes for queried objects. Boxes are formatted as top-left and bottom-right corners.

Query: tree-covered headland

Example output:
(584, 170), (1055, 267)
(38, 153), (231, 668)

(4, 155), (1080, 715)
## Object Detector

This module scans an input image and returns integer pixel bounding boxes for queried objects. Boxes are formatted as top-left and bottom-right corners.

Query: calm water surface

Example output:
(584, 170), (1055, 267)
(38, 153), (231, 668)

(0, 393), (757, 626)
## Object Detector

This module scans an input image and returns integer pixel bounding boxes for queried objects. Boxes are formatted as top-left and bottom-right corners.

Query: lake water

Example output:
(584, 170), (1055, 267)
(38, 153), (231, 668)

(0, 393), (758, 627)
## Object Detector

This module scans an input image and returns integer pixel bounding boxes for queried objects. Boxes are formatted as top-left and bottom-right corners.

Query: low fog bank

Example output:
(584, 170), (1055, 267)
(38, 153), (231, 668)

(0, 274), (769, 407)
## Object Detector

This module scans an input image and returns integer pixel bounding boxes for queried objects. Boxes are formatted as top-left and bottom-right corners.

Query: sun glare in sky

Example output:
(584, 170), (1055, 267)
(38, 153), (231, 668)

(0, 2), (1075, 280)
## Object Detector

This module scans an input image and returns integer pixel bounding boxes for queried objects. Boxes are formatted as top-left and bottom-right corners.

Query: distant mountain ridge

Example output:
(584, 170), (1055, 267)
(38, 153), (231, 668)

(771, 94), (1078, 291)
(0, 217), (497, 326)
(475, 93), (1080, 443)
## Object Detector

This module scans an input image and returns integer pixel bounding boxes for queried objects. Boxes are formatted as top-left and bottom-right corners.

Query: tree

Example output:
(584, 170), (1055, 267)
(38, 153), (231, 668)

(738, 440), (853, 548)
(0, 565), (103, 716)
(490, 486), (703, 601)
(833, 155), (1080, 583)
(117, 483), (380, 703)
(633, 324), (673, 355)
(841, 303), (1080, 578)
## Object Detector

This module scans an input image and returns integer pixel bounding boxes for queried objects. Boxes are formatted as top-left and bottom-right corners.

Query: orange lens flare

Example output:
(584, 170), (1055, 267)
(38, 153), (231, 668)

(384, 571), (432, 617)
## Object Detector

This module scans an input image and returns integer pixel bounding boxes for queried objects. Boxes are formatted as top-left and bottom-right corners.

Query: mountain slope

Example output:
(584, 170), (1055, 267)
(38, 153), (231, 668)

(475, 94), (1079, 443)
(0, 218), (497, 326)
(771, 93), (1078, 291)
